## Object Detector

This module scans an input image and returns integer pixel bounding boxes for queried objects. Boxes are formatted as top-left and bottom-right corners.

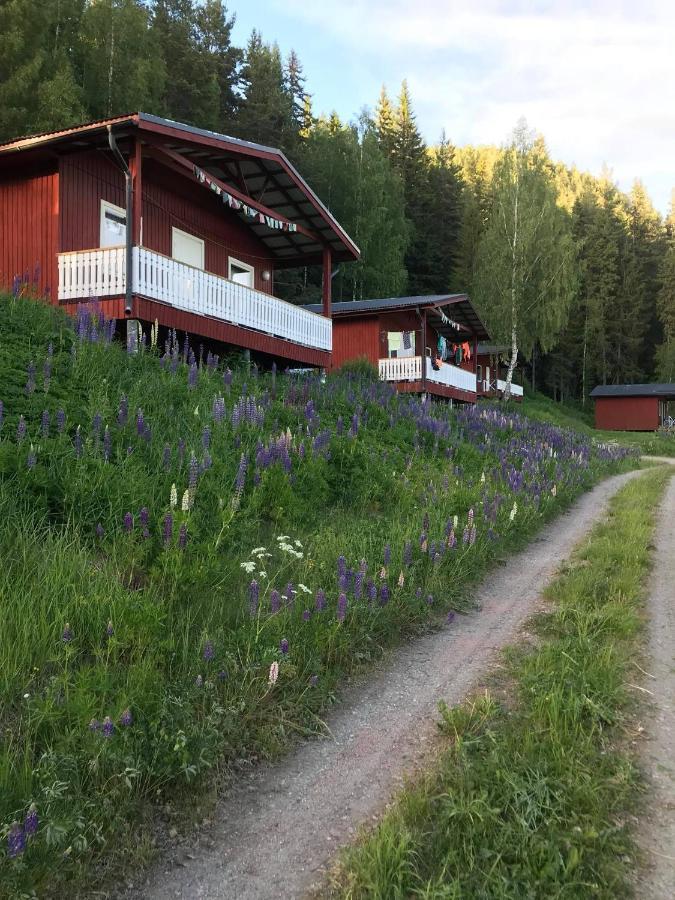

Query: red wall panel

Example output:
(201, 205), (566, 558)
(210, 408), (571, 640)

(331, 317), (380, 368)
(594, 396), (659, 431)
(59, 152), (124, 252)
(0, 166), (59, 299)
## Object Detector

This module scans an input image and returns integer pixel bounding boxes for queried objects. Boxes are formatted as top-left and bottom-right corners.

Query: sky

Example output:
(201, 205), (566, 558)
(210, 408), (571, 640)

(230, 0), (675, 215)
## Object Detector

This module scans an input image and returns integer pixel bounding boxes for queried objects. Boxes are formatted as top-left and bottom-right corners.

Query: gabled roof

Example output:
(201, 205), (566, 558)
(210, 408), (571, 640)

(0, 112), (359, 266)
(306, 294), (491, 340)
(590, 383), (675, 399)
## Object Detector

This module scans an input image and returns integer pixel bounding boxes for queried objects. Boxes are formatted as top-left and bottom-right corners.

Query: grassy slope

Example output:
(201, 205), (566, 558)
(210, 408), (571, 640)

(334, 466), (672, 899)
(0, 295), (637, 896)
(523, 390), (675, 457)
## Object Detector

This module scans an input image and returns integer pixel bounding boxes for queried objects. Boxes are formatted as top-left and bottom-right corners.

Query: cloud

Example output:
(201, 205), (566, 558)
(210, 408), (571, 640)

(276, 0), (675, 211)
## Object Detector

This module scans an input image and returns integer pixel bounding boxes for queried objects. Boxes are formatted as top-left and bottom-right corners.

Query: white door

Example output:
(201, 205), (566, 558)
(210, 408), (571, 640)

(172, 227), (205, 269)
(100, 200), (127, 248)
(228, 257), (254, 287)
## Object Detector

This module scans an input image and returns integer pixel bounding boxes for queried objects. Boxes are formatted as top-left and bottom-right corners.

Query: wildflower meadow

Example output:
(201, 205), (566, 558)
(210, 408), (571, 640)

(0, 294), (636, 895)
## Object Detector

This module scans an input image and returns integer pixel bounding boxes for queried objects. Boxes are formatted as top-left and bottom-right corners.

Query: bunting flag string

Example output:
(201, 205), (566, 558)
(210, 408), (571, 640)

(438, 309), (462, 330)
(193, 165), (297, 233)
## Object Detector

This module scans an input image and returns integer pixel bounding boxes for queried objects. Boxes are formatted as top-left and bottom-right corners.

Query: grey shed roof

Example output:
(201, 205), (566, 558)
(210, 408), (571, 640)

(590, 383), (675, 399)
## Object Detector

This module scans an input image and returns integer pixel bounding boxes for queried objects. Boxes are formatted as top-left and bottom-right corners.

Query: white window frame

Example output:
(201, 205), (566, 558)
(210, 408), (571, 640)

(228, 256), (255, 285)
(171, 227), (205, 270)
(100, 199), (127, 248)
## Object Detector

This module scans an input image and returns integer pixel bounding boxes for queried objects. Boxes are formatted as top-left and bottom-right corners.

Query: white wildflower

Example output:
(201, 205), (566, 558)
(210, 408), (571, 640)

(279, 542), (295, 553)
(170, 483), (178, 509)
(268, 661), (279, 685)
(298, 584), (312, 594)
(181, 490), (191, 512)
(509, 502), (518, 522)
(240, 561), (256, 573)
(551, 485), (557, 497)
(251, 546), (267, 555)
(480, 472), (486, 484)
(453, 515), (459, 528)
(294, 540), (303, 547)
(194, 406), (199, 416)
(276, 534), (290, 541)
(259, 571), (268, 579)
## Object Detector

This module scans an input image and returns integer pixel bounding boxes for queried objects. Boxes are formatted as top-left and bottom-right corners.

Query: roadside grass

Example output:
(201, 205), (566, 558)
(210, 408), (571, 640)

(522, 390), (675, 458)
(0, 294), (637, 896)
(333, 466), (672, 900)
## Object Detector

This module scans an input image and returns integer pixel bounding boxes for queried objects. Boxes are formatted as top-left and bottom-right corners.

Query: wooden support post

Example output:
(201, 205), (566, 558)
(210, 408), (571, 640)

(322, 245), (332, 318)
(421, 308), (427, 393)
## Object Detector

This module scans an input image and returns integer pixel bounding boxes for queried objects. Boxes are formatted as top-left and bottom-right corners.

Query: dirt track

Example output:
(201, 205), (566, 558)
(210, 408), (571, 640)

(135, 471), (642, 900)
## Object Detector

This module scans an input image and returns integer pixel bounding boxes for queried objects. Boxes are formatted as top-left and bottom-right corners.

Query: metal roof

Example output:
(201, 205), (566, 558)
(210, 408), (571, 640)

(306, 295), (491, 340)
(590, 383), (675, 399)
(477, 343), (509, 355)
(0, 112), (359, 266)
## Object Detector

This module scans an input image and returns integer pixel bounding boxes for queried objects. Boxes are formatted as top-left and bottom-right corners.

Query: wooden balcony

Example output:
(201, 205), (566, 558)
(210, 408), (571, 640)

(378, 355), (477, 399)
(57, 246), (332, 352)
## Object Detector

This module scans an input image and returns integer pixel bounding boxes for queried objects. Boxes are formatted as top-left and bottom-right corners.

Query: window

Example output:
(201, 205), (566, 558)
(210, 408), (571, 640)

(172, 227), (205, 269)
(228, 257), (254, 287)
(477, 364), (482, 383)
(100, 200), (126, 248)
(387, 331), (414, 359)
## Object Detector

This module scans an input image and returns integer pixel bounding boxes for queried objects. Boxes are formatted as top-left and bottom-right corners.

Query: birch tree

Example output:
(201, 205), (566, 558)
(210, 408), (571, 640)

(473, 121), (576, 399)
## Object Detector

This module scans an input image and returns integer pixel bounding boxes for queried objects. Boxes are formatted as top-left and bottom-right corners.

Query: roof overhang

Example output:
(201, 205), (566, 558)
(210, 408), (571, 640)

(0, 113), (360, 267)
(590, 384), (675, 400)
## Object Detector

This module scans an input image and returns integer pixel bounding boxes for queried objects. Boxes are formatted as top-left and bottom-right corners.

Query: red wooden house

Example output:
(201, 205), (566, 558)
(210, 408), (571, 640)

(307, 295), (491, 404)
(591, 384), (675, 431)
(0, 113), (359, 367)
(475, 343), (523, 400)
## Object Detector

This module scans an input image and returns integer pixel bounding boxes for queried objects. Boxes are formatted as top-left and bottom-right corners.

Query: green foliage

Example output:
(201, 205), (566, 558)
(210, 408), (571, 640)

(0, 295), (635, 895)
(334, 467), (671, 899)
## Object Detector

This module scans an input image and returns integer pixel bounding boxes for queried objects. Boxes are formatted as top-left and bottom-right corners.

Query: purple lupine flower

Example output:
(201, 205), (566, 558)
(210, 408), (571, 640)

(40, 409), (50, 437)
(177, 438), (186, 464)
(119, 708), (133, 727)
(309, 674), (319, 687)
(446, 611), (456, 624)
(314, 588), (326, 612)
(302, 609), (311, 622)
(7, 822), (26, 858)
(422, 511), (430, 532)
(462, 525), (470, 545)
(447, 528), (457, 549)
(354, 569), (364, 600)
(378, 584), (390, 606)
(270, 589), (281, 614)
(217, 670), (228, 681)
(223, 368), (232, 388)
(337, 555), (347, 581)
(469, 525), (477, 546)
(178, 523), (188, 550)
(95, 522), (104, 539)
(195, 674), (203, 688)
(56, 408), (65, 433)
(337, 592), (348, 622)
(383, 544), (391, 567)
(162, 444), (171, 470)
(89, 718), (100, 732)
(106, 620), (114, 638)
(419, 532), (427, 551)
(280, 638), (289, 655)
(92, 412), (102, 443)
(123, 512), (134, 533)
(285, 582), (295, 607)
(426, 594), (434, 605)
(139, 507), (149, 527)
(136, 408), (145, 436)
(366, 579), (377, 603)
(25, 361), (36, 394)
(202, 426), (211, 451)
(249, 580), (259, 617)
(203, 639), (215, 661)
(27, 446), (36, 469)
(403, 542), (413, 567)
(102, 716), (115, 737)
(416, 586), (423, 599)
(73, 425), (83, 457)
(188, 363), (198, 389)
(117, 395), (128, 427)
(16, 415), (27, 443)
(62, 622), (73, 643)
(103, 425), (111, 462)
(163, 514), (173, 546)
(24, 804), (38, 837)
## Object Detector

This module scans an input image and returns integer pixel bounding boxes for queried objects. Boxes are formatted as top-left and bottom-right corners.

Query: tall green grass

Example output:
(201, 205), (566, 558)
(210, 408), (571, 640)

(333, 466), (671, 899)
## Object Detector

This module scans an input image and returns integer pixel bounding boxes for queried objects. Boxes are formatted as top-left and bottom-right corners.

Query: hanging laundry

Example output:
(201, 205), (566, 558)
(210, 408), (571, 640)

(461, 341), (472, 360)
(402, 330), (412, 350)
(454, 344), (463, 365)
(388, 332), (402, 355)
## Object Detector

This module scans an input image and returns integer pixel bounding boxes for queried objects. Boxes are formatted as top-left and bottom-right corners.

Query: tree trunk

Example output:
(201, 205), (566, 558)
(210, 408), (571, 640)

(504, 322), (518, 401)
(504, 167), (519, 403)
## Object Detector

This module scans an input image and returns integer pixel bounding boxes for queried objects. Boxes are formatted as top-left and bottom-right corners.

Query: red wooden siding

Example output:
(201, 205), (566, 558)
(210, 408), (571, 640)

(594, 396), (659, 431)
(0, 166), (59, 298)
(58, 151), (275, 294)
(331, 317), (380, 368)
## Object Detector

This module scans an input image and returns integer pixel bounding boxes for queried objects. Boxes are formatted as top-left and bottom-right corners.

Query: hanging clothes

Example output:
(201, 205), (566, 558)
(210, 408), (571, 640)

(454, 344), (463, 365)
(402, 330), (412, 350)
(437, 335), (447, 359)
(461, 341), (472, 361)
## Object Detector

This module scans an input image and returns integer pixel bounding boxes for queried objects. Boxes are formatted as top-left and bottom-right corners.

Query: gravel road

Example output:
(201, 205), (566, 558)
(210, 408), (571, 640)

(635, 471), (675, 899)
(135, 470), (641, 900)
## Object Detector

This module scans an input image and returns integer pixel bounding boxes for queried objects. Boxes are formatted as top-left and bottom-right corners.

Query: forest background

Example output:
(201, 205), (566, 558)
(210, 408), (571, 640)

(1, 0), (674, 399)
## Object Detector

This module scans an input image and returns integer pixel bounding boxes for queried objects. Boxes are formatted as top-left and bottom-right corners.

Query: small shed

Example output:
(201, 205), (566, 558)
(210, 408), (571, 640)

(590, 384), (675, 431)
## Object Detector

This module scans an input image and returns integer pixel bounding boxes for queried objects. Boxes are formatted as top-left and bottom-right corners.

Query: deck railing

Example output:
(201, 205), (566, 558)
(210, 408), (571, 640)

(497, 379), (524, 397)
(378, 356), (477, 394)
(57, 246), (332, 351)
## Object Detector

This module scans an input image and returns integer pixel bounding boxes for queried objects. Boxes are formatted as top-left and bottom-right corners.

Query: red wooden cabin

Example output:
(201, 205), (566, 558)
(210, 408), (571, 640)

(475, 343), (523, 401)
(0, 113), (359, 367)
(591, 384), (675, 431)
(308, 295), (490, 404)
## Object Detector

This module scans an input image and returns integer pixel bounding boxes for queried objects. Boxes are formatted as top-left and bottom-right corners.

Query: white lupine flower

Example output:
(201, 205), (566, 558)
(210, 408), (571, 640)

(510, 502), (518, 522)
(453, 515), (459, 528)
(181, 490), (191, 512)
(240, 561), (256, 573)
(268, 661), (279, 685)
(480, 472), (486, 484)
(551, 485), (557, 497)
(170, 484), (178, 509)
(298, 584), (312, 594)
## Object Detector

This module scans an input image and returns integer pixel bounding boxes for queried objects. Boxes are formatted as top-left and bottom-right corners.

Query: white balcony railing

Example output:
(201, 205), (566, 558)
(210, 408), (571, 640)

(497, 379), (524, 397)
(57, 246), (332, 352)
(378, 356), (477, 394)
